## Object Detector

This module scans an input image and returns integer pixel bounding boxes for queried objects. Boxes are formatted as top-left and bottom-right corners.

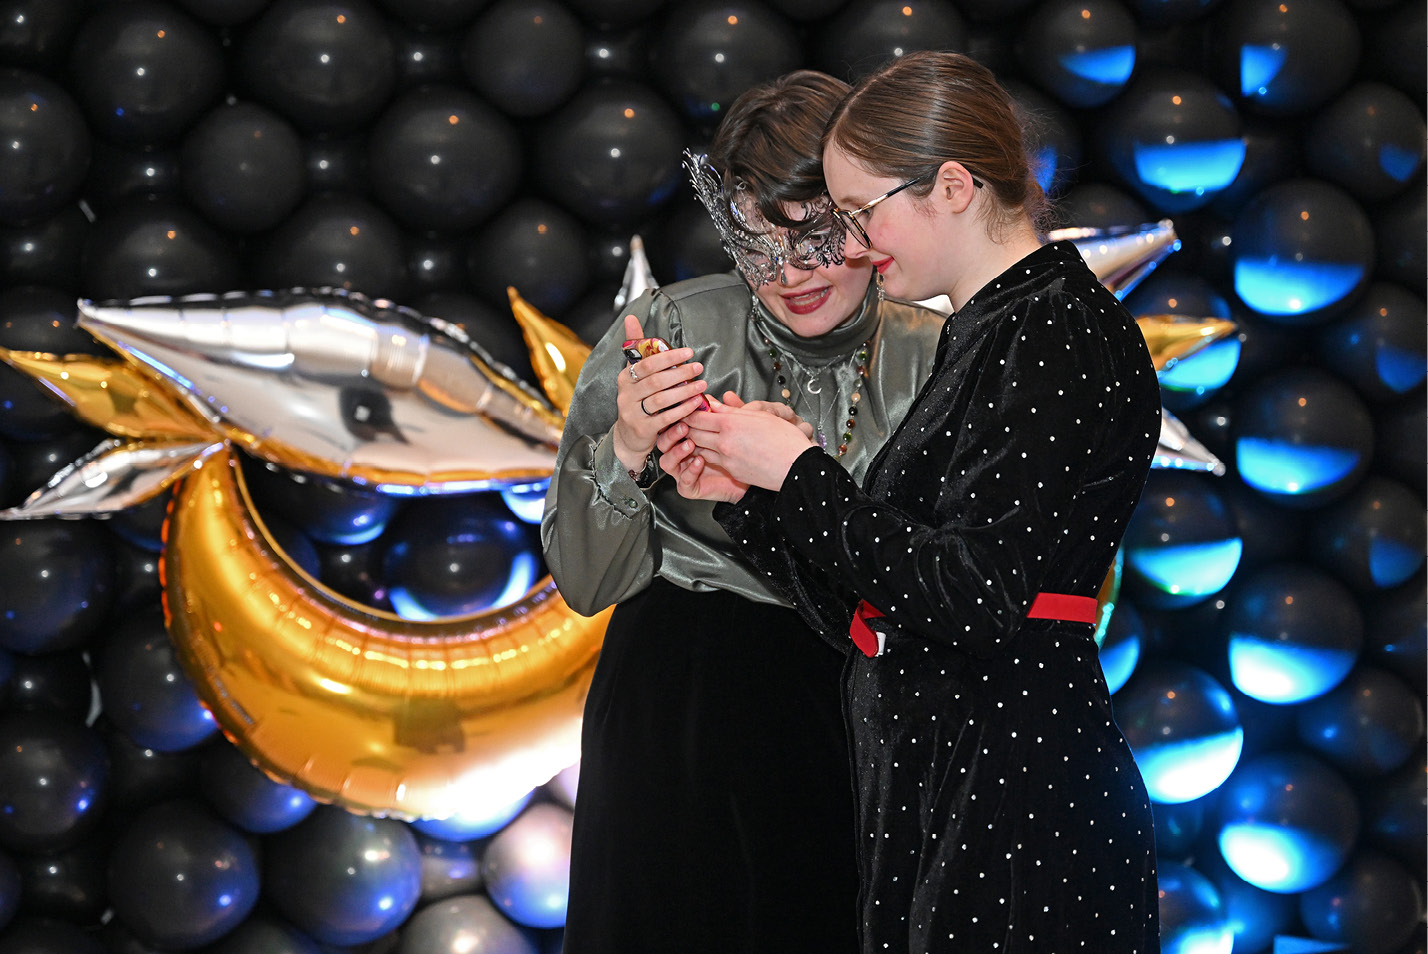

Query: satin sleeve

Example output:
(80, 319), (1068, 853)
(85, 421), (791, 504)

(539, 290), (668, 617)
(727, 298), (1119, 658)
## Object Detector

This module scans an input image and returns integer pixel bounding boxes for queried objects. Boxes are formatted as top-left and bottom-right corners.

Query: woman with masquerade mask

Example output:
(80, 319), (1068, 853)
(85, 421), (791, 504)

(664, 51), (1162, 953)
(540, 70), (945, 954)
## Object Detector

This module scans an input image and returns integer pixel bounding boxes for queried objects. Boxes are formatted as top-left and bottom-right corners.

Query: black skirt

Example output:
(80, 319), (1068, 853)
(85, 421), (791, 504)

(562, 577), (861, 954)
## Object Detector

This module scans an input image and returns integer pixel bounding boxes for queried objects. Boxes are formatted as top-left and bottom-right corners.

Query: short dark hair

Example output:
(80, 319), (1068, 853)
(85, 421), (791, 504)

(707, 69), (851, 230)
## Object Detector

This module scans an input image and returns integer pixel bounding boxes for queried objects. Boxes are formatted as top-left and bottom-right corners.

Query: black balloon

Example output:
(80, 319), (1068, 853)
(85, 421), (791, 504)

(371, 0), (493, 29)
(96, 716), (205, 813)
(243, 455), (402, 546)
(109, 535), (163, 615)
(1371, 180), (1426, 293)
(817, 0), (968, 83)
(1306, 82), (1426, 203)
(181, 101), (307, 233)
(0, 284), (109, 439)
(382, 493), (542, 617)
(92, 609), (218, 753)
(0, 205), (90, 292)
(303, 133), (372, 196)
(174, 0), (274, 27)
(0, 848), (16, 932)
(238, 0), (397, 133)
(316, 538), (395, 610)
(14, 834), (110, 925)
(1017, 0), (1135, 108)
(0, 916), (106, 954)
(391, 22), (466, 89)
(106, 491), (171, 553)
(66, 1), (223, 145)
(534, 79), (686, 226)
(0, 713), (108, 853)
(1209, 0), (1361, 117)
(368, 85), (522, 233)
(106, 798), (261, 949)
(467, 197), (592, 315)
(0, 519), (115, 654)
(651, 1), (801, 126)
(0, 68), (90, 224)
(260, 510), (324, 580)
(249, 193), (407, 300)
(263, 805), (423, 946)
(1362, 0), (1425, 106)
(1208, 118), (1303, 218)
(1363, 574), (1426, 691)
(1046, 182), (1150, 232)
(1314, 282), (1427, 404)
(644, 195), (731, 283)
(407, 234), (472, 297)
(1296, 665), (1425, 777)
(584, 23), (654, 79)
(462, 0), (586, 117)
(4, 427), (109, 502)
(3, 649), (93, 721)
(562, 285), (623, 348)
(1361, 753), (1427, 870)
(0, 0), (85, 71)
(563, 0), (666, 27)
(80, 197), (242, 301)
(82, 140), (185, 218)
(1307, 476), (1427, 593)
(1003, 79), (1082, 198)
(204, 914), (325, 954)
(412, 289), (535, 383)
(199, 741), (318, 835)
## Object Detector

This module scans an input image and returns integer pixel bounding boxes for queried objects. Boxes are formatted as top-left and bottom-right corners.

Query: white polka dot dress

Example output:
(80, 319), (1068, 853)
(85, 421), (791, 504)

(716, 241), (1163, 953)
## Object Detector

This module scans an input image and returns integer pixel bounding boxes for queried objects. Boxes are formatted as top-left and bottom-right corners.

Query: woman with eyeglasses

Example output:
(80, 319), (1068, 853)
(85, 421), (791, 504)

(662, 51), (1162, 953)
(540, 69), (944, 954)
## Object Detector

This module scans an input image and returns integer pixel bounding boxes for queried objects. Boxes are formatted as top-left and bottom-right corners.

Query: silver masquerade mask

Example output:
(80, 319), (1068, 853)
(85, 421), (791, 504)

(682, 150), (847, 287)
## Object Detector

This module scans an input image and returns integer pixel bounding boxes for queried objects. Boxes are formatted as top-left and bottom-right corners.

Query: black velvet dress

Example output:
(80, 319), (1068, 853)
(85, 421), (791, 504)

(718, 242), (1163, 953)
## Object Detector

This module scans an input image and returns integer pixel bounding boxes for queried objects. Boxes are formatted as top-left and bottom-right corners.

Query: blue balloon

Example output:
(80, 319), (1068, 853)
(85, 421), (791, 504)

(106, 798), (261, 949)
(1314, 282), (1428, 404)
(1098, 68), (1246, 212)
(199, 742), (318, 834)
(1231, 367), (1374, 508)
(1230, 179), (1373, 322)
(1298, 850), (1425, 954)
(1296, 665), (1425, 777)
(264, 806), (423, 946)
(1114, 660), (1244, 804)
(1224, 563), (1363, 705)
(1216, 751), (1359, 894)
(1157, 860), (1234, 954)
(1123, 471), (1243, 609)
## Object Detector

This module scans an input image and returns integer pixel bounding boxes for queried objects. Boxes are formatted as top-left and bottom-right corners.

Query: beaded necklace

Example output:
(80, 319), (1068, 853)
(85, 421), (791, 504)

(761, 332), (870, 459)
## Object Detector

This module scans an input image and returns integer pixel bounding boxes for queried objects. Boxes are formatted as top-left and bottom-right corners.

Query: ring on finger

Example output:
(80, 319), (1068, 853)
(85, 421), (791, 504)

(640, 397), (655, 416)
(628, 366), (639, 381)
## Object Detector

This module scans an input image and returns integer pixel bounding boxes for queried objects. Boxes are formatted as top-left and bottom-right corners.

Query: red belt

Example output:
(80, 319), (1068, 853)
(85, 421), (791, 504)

(849, 592), (1099, 658)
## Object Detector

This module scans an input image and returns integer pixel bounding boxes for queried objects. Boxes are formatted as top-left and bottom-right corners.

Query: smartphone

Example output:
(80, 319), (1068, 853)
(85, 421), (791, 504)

(623, 336), (710, 410)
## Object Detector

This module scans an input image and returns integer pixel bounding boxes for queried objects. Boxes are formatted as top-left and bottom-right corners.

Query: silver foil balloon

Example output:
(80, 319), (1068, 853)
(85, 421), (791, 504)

(612, 234), (658, 312)
(1155, 408), (1227, 475)
(914, 219), (1181, 315)
(480, 803), (573, 930)
(0, 437), (223, 519)
(75, 287), (565, 495)
(396, 895), (538, 954)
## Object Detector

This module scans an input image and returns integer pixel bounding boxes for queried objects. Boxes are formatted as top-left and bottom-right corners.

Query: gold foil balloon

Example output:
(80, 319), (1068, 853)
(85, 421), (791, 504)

(1136, 313), (1239, 372)
(75, 288), (565, 494)
(505, 286), (591, 417)
(163, 450), (610, 820)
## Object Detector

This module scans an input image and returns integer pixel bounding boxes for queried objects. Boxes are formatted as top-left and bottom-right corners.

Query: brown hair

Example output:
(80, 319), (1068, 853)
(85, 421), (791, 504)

(822, 51), (1050, 235)
(707, 69), (851, 230)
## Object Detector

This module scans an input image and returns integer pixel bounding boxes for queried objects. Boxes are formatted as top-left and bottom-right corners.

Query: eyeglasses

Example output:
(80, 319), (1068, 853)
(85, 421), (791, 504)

(831, 168), (984, 248)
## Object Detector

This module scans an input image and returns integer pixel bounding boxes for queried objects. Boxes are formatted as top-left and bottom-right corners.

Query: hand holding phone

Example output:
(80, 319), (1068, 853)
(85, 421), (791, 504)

(624, 336), (710, 410)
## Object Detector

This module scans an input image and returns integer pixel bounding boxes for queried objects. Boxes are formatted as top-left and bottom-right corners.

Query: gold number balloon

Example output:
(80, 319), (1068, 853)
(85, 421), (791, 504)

(162, 448), (610, 820)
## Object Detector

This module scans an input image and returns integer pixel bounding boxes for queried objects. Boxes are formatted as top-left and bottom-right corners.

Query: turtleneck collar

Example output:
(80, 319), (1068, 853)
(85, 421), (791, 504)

(750, 278), (881, 362)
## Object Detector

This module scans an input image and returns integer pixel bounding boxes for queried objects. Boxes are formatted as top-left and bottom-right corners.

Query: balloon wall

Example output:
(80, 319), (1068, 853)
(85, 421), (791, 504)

(0, 0), (1423, 952)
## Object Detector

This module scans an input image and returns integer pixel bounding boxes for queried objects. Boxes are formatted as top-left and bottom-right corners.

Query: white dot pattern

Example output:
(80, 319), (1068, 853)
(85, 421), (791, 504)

(717, 242), (1163, 952)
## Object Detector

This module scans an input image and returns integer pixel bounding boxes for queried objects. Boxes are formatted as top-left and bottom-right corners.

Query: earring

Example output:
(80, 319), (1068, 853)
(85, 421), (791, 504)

(875, 271), (885, 303)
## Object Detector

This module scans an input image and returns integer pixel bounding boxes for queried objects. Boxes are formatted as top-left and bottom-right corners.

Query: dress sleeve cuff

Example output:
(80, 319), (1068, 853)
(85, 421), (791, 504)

(593, 432), (649, 515)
